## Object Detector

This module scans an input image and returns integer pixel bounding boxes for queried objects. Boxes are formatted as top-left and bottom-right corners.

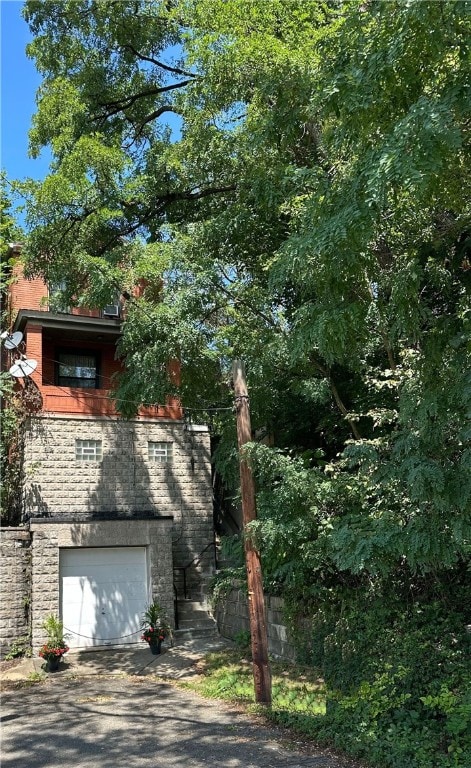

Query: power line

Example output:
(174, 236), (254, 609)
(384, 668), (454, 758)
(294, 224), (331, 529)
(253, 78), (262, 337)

(33, 357), (233, 415)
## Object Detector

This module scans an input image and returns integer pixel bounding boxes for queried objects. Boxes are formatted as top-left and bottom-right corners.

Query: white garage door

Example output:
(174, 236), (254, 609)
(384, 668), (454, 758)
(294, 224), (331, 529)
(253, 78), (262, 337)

(60, 547), (148, 649)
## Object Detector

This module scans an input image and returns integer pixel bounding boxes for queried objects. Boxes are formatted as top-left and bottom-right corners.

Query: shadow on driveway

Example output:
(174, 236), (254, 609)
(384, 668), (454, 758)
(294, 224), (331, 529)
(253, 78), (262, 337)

(1, 675), (342, 768)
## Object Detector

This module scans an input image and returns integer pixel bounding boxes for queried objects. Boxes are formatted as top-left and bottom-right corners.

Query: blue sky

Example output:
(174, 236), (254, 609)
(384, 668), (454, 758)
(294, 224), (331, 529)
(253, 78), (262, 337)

(1, 1), (183, 230)
(1, 0), (50, 188)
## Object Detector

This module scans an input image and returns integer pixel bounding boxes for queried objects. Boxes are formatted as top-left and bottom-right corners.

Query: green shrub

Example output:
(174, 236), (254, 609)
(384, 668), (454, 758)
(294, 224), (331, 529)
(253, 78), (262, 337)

(42, 614), (65, 646)
(234, 629), (251, 650)
(297, 584), (471, 768)
(4, 636), (31, 660)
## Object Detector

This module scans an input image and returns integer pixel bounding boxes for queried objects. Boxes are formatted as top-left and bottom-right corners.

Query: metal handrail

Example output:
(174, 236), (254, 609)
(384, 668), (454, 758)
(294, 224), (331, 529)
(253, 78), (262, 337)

(173, 541), (217, 602)
(173, 583), (179, 630)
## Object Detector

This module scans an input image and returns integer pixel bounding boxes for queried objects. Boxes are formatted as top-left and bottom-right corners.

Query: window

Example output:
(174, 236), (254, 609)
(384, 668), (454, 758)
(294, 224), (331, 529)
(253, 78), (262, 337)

(148, 442), (173, 463)
(57, 351), (100, 389)
(75, 439), (102, 461)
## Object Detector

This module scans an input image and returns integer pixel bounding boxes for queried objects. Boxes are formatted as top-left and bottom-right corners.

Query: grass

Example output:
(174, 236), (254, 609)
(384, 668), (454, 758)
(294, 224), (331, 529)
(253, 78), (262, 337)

(178, 648), (326, 719)
(26, 671), (45, 684)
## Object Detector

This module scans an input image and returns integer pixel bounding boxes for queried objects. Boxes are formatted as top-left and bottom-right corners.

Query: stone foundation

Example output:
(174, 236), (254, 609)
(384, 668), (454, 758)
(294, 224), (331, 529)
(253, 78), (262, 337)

(29, 518), (174, 651)
(0, 528), (31, 658)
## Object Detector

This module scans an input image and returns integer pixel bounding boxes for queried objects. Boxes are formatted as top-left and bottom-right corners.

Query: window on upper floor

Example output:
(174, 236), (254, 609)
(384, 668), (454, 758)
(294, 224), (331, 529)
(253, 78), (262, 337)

(56, 351), (100, 389)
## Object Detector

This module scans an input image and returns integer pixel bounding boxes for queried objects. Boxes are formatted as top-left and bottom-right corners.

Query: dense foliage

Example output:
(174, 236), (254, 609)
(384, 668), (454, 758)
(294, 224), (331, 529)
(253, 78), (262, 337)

(15, 1), (471, 765)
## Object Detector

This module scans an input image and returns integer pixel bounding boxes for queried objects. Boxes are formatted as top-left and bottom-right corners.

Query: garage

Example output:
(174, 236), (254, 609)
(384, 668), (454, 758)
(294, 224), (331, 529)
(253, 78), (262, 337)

(60, 547), (149, 649)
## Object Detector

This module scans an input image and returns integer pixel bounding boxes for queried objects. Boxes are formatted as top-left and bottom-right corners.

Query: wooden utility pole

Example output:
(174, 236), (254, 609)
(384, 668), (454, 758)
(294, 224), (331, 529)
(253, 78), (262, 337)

(232, 359), (272, 706)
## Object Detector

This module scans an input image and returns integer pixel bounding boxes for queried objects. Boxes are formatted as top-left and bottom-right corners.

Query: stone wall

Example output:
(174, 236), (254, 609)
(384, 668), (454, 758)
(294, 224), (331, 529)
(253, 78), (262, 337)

(22, 416), (214, 596)
(214, 587), (296, 661)
(29, 518), (174, 650)
(0, 528), (31, 658)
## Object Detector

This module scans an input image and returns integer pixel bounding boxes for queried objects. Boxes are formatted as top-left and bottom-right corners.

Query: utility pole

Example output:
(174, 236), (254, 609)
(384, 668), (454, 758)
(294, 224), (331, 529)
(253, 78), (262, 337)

(232, 359), (272, 706)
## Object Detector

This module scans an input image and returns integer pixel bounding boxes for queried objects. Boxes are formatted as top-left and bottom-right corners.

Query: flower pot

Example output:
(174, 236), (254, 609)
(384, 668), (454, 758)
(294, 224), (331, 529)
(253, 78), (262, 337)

(46, 656), (62, 672)
(150, 640), (162, 655)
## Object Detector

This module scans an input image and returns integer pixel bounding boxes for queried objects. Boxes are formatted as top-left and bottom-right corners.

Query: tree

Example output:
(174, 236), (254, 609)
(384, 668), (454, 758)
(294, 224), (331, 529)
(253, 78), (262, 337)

(20, 0), (470, 573)
(16, 3), (471, 764)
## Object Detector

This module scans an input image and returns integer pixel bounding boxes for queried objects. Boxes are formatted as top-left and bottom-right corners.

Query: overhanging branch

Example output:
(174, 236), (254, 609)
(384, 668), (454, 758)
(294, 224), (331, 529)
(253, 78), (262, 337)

(93, 81), (192, 120)
(121, 43), (198, 79)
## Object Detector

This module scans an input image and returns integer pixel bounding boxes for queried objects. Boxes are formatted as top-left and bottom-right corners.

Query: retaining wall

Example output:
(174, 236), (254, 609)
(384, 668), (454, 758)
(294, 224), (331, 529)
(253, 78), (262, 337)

(214, 586), (296, 661)
(0, 527), (31, 657)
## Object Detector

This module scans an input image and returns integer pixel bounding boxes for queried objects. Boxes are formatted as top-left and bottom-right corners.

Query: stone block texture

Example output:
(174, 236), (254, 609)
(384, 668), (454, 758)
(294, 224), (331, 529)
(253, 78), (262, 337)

(0, 528), (31, 657)
(9, 414), (215, 650)
(215, 587), (296, 662)
(22, 415), (214, 584)
(29, 518), (174, 651)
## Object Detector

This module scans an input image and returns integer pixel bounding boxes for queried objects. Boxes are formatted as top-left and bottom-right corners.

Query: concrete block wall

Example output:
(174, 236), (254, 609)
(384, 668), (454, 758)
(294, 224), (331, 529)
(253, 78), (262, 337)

(2, 415), (214, 653)
(30, 525), (60, 649)
(22, 415), (214, 586)
(214, 587), (296, 661)
(29, 518), (174, 651)
(0, 528), (31, 657)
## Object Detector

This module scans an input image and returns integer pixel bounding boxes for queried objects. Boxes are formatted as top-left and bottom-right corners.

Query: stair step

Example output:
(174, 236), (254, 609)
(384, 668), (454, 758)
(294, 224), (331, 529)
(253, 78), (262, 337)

(176, 601), (210, 610)
(174, 599), (216, 635)
(177, 618), (216, 629)
(173, 626), (219, 641)
(177, 607), (211, 619)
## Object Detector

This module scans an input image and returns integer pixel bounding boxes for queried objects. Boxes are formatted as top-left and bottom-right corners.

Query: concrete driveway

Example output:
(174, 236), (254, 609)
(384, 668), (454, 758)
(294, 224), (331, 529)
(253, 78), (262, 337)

(1, 639), (355, 768)
(0, 636), (229, 683)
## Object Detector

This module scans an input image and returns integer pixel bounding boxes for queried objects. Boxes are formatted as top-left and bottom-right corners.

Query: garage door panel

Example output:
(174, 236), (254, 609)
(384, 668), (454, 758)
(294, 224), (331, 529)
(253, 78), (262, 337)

(60, 547), (148, 649)
(63, 549), (144, 567)
(62, 571), (146, 588)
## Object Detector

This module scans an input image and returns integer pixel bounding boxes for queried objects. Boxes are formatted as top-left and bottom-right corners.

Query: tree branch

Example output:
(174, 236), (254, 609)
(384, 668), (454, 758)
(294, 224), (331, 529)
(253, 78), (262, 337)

(366, 271), (397, 371)
(176, 184), (236, 202)
(93, 81), (192, 120)
(134, 105), (181, 139)
(94, 183), (237, 255)
(310, 356), (362, 439)
(210, 278), (276, 328)
(121, 43), (198, 79)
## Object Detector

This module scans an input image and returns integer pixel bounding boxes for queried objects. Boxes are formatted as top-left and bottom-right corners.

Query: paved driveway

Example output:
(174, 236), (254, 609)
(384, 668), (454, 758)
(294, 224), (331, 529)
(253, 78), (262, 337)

(1, 674), (349, 768)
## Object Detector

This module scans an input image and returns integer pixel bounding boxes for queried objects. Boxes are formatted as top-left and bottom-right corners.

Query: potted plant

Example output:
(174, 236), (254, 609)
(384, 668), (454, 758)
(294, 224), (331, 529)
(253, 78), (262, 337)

(141, 602), (171, 655)
(38, 614), (69, 672)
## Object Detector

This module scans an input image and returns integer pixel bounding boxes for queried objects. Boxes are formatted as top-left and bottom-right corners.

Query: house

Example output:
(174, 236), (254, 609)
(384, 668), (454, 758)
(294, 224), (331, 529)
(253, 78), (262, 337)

(1, 246), (215, 654)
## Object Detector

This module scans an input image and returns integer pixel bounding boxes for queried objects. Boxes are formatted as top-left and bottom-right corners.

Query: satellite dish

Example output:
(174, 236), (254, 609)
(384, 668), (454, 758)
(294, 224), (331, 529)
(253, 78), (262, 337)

(2, 331), (24, 350)
(9, 359), (38, 378)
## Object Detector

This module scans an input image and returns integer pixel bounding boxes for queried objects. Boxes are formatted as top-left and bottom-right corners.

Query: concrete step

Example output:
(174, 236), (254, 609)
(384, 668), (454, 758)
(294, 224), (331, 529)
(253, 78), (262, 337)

(177, 617), (216, 630)
(175, 600), (211, 614)
(176, 600), (210, 611)
(176, 606), (212, 620)
(173, 626), (219, 642)
(177, 611), (212, 623)
(174, 599), (217, 636)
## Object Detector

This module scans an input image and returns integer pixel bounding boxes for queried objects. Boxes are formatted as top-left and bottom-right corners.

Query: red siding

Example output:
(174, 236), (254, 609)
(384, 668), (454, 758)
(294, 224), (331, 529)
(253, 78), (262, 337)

(25, 325), (43, 386)
(8, 266), (182, 420)
(25, 326), (182, 419)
